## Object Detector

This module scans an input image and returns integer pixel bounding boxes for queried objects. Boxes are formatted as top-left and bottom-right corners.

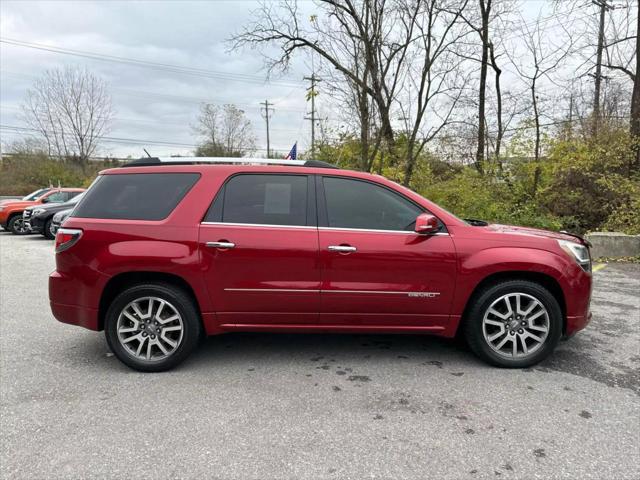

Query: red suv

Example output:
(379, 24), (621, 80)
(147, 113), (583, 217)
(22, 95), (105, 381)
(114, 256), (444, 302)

(49, 158), (592, 372)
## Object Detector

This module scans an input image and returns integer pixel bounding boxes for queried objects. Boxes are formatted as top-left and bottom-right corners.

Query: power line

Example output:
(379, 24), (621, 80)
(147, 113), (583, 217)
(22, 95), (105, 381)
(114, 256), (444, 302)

(0, 70), (308, 113)
(0, 37), (305, 87)
(0, 124), (295, 152)
(0, 105), (302, 132)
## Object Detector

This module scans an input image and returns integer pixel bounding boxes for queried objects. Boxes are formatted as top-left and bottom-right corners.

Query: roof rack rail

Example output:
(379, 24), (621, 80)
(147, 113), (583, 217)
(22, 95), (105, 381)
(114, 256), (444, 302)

(122, 157), (339, 169)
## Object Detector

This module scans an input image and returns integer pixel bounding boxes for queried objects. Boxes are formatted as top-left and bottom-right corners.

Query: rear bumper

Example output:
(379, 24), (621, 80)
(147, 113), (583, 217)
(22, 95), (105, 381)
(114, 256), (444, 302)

(49, 270), (104, 331)
(50, 301), (99, 330)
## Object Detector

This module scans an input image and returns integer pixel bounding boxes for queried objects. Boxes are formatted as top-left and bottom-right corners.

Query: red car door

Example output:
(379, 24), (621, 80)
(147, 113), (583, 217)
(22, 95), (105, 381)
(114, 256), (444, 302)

(199, 173), (320, 326)
(317, 175), (457, 329)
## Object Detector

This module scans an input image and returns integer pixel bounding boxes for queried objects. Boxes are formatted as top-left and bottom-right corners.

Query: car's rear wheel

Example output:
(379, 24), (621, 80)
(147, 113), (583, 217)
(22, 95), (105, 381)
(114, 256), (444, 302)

(463, 280), (562, 368)
(8, 216), (29, 235)
(43, 217), (56, 239)
(104, 283), (202, 372)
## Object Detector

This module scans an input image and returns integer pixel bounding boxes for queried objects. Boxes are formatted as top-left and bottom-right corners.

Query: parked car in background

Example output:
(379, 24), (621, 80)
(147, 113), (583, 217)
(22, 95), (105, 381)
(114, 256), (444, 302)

(50, 207), (74, 237)
(24, 192), (86, 239)
(0, 188), (85, 234)
(49, 157), (593, 372)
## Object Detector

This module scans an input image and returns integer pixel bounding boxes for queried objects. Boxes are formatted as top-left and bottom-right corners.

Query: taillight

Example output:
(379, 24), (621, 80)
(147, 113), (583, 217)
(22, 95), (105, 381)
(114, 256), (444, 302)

(55, 228), (83, 253)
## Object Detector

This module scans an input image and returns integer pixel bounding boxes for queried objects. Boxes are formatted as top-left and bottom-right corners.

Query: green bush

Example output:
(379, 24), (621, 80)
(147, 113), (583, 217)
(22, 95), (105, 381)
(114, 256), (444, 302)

(541, 128), (638, 233)
(0, 154), (119, 195)
(602, 183), (640, 234)
(420, 168), (562, 230)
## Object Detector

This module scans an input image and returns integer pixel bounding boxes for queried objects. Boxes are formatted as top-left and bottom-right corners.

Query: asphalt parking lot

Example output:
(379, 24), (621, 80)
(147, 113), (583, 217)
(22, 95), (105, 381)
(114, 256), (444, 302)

(0, 231), (638, 480)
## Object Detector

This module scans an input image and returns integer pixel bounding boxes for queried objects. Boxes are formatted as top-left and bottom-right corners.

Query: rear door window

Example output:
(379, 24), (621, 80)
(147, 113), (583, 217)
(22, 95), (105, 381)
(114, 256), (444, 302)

(206, 174), (309, 226)
(73, 173), (200, 220)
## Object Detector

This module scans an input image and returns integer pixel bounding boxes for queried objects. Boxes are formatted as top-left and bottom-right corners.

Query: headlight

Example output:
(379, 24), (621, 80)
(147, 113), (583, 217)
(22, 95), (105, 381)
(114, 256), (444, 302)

(32, 208), (45, 216)
(557, 239), (591, 272)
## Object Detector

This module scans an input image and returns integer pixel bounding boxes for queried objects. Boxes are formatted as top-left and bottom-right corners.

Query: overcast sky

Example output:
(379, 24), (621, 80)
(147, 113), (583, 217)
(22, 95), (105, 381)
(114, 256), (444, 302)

(0, 0), (628, 158)
(0, 0), (321, 157)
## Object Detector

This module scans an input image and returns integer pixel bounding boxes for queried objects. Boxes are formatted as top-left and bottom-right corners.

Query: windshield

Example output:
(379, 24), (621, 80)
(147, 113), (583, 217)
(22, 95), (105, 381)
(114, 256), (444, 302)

(22, 188), (51, 201)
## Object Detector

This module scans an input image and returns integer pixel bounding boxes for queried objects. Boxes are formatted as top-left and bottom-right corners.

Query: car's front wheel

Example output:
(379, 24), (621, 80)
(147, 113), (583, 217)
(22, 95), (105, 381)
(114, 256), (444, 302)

(104, 283), (202, 372)
(43, 217), (56, 239)
(8, 216), (29, 235)
(463, 280), (562, 368)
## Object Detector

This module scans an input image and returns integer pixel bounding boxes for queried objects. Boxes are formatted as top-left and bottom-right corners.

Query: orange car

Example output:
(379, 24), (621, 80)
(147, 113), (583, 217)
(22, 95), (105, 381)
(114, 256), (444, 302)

(0, 188), (85, 234)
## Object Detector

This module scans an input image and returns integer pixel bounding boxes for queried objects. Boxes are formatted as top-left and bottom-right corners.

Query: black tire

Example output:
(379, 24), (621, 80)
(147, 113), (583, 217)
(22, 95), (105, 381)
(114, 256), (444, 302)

(463, 280), (562, 368)
(8, 215), (29, 235)
(104, 283), (202, 372)
(43, 217), (55, 239)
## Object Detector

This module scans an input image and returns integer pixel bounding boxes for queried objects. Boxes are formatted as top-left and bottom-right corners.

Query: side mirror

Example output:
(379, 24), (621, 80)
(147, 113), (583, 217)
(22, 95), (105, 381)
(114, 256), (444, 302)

(41, 197), (50, 204)
(414, 213), (440, 234)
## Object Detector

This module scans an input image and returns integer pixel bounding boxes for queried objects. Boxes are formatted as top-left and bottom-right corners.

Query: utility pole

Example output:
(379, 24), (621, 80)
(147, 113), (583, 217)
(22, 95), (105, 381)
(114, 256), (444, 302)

(593, 0), (612, 135)
(304, 74), (320, 157)
(260, 100), (274, 158)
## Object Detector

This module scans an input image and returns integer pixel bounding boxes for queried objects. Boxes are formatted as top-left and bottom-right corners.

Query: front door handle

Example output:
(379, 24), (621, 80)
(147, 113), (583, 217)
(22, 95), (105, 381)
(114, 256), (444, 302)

(206, 241), (235, 249)
(328, 245), (357, 253)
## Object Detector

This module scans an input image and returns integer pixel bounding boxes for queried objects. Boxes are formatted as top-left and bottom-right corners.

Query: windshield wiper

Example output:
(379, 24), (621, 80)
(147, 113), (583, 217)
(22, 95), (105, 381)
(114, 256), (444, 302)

(464, 218), (489, 227)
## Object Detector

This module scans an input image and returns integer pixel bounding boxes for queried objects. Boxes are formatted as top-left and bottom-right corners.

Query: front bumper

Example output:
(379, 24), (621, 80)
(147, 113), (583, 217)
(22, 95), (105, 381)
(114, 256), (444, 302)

(27, 215), (46, 233)
(565, 311), (593, 337)
(51, 219), (63, 235)
(562, 264), (593, 337)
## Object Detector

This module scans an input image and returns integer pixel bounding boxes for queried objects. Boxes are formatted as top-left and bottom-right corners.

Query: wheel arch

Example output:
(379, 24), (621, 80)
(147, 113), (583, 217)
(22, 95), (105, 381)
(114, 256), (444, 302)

(458, 271), (567, 336)
(6, 211), (22, 224)
(98, 271), (203, 331)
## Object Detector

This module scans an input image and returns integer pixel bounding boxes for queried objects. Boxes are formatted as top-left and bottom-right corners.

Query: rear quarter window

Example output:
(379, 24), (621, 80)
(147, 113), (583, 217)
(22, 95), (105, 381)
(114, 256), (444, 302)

(73, 173), (200, 220)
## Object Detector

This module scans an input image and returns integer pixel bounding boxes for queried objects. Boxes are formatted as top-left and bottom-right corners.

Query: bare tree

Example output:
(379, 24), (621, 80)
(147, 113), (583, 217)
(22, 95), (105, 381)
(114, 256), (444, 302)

(632, 7), (640, 147)
(319, 15), (383, 172)
(232, 0), (471, 185)
(397, 0), (471, 186)
(507, 13), (573, 196)
(194, 103), (256, 157)
(601, 1), (638, 168)
(488, 41), (503, 163)
(20, 66), (113, 164)
(230, 0), (428, 149)
(458, 0), (495, 172)
(313, 11), (376, 171)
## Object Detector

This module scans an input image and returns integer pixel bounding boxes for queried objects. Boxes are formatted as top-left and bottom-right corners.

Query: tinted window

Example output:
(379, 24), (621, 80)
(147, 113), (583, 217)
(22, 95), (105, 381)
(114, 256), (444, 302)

(22, 188), (51, 201)
(322, 177), (422, 231)
(44, 191), (68, 203)
(73, 173), (200, 220)
(209, 174), (308, 226)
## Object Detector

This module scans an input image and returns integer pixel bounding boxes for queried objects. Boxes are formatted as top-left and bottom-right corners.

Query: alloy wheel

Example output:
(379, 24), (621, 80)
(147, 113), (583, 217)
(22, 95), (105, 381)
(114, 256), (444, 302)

(482, 293), (550, 358)
(116, 296), (184, 362)
(12, 218), (28, 234)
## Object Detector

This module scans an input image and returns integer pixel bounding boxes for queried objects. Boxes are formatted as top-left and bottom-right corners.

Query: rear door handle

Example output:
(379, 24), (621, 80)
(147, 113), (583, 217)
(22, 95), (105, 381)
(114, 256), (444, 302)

(328, 245), (357, 253)
(206, 241), (235, 249)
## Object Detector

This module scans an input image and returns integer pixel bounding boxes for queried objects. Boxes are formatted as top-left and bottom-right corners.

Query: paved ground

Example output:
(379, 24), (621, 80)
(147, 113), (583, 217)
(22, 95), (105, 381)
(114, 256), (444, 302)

(1, 231), (638, 480)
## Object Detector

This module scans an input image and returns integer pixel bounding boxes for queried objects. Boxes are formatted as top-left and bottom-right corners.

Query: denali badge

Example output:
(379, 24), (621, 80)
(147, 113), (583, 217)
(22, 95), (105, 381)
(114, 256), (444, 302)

(408, 292), (440, 298)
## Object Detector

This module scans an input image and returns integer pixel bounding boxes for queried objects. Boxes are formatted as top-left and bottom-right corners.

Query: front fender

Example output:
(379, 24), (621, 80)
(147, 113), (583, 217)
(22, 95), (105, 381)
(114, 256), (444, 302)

(450, 246), (574, 317)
